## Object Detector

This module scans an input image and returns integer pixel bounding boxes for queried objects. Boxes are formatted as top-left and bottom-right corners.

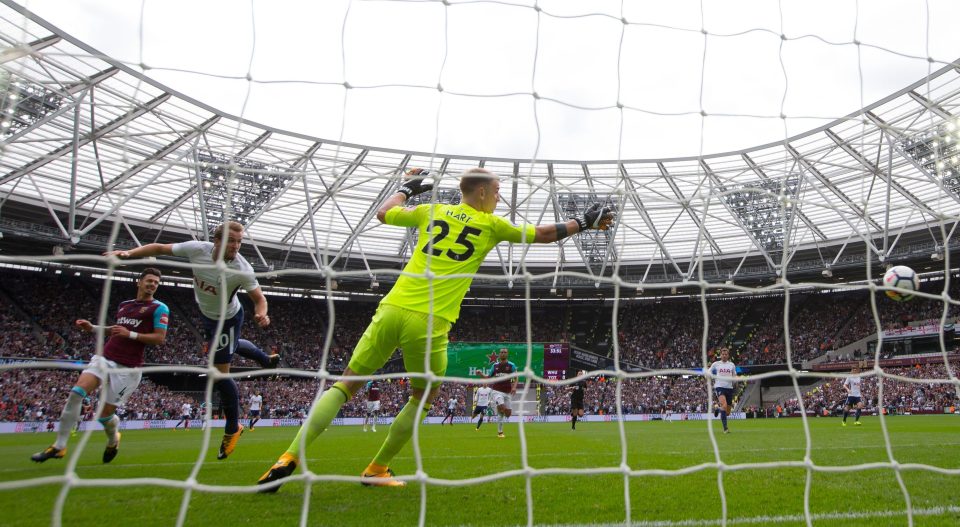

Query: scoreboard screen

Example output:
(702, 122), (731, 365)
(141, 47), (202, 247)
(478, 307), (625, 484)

(543, 343), (570, 380)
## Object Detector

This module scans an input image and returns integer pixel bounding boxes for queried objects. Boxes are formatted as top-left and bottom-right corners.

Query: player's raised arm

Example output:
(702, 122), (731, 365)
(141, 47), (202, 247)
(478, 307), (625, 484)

(103, 243), (174, 260)
(532, 203), (615, 243)
(377, 168), (434, 224)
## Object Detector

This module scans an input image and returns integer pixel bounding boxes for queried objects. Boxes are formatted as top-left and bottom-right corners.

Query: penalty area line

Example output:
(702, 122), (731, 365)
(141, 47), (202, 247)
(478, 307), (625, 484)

(504, 505), (960, 527)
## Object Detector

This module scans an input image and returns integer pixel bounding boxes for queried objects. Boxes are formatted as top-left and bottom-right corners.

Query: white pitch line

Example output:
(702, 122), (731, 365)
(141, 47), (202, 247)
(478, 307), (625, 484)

(464, 505), (960, 527)
(3, 441), (959, 474)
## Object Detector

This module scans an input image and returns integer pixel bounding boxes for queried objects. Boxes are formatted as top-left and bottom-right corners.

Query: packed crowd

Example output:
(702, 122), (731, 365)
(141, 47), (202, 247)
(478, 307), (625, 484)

(2, 269), (959, 423)
(790, 363), (958, 414)
(542, 375), (712, 415)
(0, 368), (195, 422)
(2, 362), (954, 423)
(5, 271), (959, 373)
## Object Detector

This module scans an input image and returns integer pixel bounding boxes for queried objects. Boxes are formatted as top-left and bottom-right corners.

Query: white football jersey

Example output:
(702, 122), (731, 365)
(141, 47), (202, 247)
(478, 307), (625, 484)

(249, 394), (263, 411)
(709, 360), (737, 389)
(171, 241), (259, 319)
(843, 376), (862, 397)
(475, 387), (492, 407)
(182, 403), (192, 415)
(447, 397), (457, 410)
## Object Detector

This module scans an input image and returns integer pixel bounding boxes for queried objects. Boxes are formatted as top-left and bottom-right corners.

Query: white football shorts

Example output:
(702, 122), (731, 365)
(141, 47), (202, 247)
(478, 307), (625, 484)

(84, 355), (142, 407)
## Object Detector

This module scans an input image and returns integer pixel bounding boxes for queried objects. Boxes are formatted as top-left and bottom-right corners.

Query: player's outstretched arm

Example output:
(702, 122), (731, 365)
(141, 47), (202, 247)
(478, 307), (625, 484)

(532, 203), (615, 243)
(377, 168), (434, 224)
(103, 243), (175, 260)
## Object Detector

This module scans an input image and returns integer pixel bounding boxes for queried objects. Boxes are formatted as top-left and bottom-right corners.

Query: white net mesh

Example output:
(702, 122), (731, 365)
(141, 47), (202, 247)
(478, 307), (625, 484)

(0, 1), (959, 526)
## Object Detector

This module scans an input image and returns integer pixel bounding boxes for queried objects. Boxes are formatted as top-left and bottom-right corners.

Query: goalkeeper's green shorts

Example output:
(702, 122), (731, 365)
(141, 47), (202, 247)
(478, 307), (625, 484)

(346, 303), (451, 390)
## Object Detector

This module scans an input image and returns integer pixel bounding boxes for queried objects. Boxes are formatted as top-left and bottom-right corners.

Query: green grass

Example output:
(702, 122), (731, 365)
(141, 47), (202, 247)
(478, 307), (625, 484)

(1, 416), (959, 526)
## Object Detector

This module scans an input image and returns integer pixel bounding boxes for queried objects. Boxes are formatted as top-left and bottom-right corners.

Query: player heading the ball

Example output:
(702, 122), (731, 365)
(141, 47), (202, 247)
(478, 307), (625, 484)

(257, 166), (615, 492)
(104, 221), (278, 460)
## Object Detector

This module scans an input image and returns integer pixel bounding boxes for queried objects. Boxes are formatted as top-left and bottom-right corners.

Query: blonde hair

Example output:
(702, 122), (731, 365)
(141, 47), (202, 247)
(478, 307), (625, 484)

(459, 167), (498, 195)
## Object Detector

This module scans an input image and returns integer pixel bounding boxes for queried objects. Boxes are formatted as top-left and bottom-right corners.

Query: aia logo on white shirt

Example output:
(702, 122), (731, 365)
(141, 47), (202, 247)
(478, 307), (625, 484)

(194, 277), (218, 295)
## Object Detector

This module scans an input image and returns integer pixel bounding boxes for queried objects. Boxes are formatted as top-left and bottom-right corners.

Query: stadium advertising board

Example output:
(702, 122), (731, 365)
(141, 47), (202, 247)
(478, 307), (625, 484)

(446, 342), (550, 381)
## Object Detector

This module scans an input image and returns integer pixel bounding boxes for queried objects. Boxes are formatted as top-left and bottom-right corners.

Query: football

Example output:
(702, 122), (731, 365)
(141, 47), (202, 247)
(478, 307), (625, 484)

(882, 265), (920, 302)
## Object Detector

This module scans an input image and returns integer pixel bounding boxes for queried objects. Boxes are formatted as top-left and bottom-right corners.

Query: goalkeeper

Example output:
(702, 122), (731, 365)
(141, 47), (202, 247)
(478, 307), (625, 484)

(258, 166), (614, 490)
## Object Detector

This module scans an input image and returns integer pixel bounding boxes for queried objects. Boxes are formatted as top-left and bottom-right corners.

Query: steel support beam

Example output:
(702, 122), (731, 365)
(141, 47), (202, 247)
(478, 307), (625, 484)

(0, 93), (171, 186)
(657, 163), (723, 255)
(147, 130), (272, 223)
(865, 111), (960, 207)
(77, 137), (201, 237)
(785, 143), (884, 233)
(281, 149), (369, 244)
(329, 154), (412, 267)
(740, 153), (827, 241)
(0, 34), (59, 64)
(699, 160), (777, 269)
(907, 90), (953, 121)
(824, 128), (937, 217)
(242, 142), (323, 231)
(66, 87), (87, 240)
(76, 115), (221, 206)
(620, 165), (684, 276)
(0, 68), (119, 148)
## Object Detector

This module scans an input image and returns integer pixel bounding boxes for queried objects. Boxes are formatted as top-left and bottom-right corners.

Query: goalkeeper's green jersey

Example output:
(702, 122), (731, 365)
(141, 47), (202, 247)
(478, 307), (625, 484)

(381, 202), (536, 323)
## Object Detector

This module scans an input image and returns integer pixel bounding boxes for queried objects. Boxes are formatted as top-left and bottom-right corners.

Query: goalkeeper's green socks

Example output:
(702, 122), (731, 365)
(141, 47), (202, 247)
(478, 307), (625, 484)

(285, 383), (350, 457)
(371, 397), (425, 467)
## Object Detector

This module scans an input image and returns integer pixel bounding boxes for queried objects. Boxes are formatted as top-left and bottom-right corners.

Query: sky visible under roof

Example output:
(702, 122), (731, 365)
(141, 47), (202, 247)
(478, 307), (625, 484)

(19, 0), (960, 161)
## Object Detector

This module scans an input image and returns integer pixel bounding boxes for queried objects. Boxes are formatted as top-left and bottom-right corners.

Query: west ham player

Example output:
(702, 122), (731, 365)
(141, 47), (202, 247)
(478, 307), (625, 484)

(249, 392), (263, 430)
(441, 396), (458, 426)
(31, 268), (169, 464)
(363, 381), (381, 432)
(174, 402), (192, 429)
(708, 347), (737, 434)
(482, 348), (517, 438)
(258, 167), (614, 491)
(105, 221), (276, 460)
(72, 396), (92, 437)
(473, 385), (492, 430)
(842, 364), (864, 427)
(570, 381), (585, 430)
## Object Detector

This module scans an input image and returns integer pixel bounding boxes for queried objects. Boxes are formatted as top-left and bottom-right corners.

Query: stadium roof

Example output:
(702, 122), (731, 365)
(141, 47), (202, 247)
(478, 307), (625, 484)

(0, 2), (959, 288)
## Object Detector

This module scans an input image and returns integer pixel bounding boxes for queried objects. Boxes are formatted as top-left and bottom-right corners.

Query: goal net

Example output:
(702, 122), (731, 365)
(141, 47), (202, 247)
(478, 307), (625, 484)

(0, 1), (958, 526)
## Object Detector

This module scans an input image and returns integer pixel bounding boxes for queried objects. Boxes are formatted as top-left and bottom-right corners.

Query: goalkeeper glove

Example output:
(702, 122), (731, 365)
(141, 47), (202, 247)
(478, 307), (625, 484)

(397, 168), (434, 199)
(575, 203), (614, 231)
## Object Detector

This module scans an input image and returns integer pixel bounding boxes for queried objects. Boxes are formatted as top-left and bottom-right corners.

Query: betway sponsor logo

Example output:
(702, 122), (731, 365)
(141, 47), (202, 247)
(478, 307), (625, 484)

(117, 317), (143, 327)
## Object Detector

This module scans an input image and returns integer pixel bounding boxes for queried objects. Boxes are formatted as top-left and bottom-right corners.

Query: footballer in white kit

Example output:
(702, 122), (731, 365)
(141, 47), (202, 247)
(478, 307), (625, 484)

(441, 396), (458, 426)
(842, 364), (865, 426)
(472, 386), (492, 430)
(249, 393), (263, 430)
(175, 402), (192, 429)
(708, 347), (737, 434)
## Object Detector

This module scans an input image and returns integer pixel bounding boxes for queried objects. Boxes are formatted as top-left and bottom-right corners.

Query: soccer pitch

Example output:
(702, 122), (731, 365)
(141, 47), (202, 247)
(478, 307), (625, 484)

(1, 416), (958, 527)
